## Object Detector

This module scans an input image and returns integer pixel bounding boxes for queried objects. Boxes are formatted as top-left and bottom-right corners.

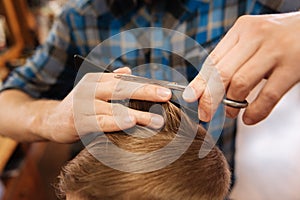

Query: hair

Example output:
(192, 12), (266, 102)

(57, 100), (231, 200)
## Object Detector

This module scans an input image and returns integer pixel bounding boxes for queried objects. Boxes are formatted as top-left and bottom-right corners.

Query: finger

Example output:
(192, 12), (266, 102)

(96, 114), (136, 132)
(198, 87), (213, 121)
(94, 100), (114, 115)
(182, 74), (206, 102)
(130, 108), (165, 129)
(97, 81), (172, 102)
(105, 103), (165, 130)
(225, 48), (276, 118)
(242, 68), (297, 125)
(198, 70), (225, 122)
(209, 28), (240, 65)
(81, 72), (116, 83)
(214, 38), (260, 86)
(113, 67), (132, 74)
(81, 72), (102, 82)
(75, 110), (136, 135)
(186, 63), (226, 121)
(183, 27), (239, 102)
(198, 38), (260, 120)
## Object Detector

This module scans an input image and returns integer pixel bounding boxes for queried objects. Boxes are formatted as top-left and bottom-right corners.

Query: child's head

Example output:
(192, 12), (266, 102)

(57, 101), (231, 200)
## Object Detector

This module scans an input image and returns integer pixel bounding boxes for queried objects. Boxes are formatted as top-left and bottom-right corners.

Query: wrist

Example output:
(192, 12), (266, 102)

(29, 100), (60, 141)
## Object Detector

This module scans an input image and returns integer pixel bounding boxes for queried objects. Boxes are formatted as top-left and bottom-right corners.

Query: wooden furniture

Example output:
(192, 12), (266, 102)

(0, 137), (17, 174)
(1, 142), (47, 200)
(0, 2), (55, 199)
(0, 0), (39, 167)
(0, 0), (37, 80)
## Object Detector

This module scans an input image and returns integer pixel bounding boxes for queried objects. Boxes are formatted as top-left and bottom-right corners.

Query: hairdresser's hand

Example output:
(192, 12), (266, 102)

(183, 12), (300, 125)
(46, 67), (172, 143)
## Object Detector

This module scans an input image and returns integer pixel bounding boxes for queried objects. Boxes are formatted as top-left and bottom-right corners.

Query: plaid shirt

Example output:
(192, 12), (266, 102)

(2, 0), (296, 186)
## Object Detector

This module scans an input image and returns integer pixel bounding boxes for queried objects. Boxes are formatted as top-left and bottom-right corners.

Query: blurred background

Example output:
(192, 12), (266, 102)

(231, 82), (300, 200)
(0, 1), (299, 200)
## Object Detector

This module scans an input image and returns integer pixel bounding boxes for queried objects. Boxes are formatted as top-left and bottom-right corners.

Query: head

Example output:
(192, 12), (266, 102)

(57, 100), (231, 200)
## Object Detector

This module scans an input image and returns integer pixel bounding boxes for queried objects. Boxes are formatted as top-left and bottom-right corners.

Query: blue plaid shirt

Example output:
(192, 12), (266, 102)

(2, 0), (295, 186)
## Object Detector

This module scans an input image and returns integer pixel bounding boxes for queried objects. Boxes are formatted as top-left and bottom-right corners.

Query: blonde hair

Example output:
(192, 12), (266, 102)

(57, 101), (231, 200)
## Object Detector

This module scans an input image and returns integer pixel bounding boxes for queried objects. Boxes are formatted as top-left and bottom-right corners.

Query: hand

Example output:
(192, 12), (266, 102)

(45, 67), (172, 143)
(183, 12), (300, 125)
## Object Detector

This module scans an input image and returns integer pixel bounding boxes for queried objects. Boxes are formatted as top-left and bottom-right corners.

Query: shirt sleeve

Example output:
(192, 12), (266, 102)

(249, 0), (300, 14)
(0, 8), (79, 100)
(256, 0), (300, 12)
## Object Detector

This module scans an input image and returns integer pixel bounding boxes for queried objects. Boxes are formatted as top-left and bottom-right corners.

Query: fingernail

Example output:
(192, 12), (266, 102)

(113, 68), (123, 73)
(182, 86), (196, 101)
(113, 67), (130, 73)
(150, 115), (165, 129)
(157, 88), (172, 99)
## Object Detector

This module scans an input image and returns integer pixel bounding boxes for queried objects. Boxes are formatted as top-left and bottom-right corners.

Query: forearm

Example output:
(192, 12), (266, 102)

(0, 89), (59, 142)
(0, 72), (171, 143)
